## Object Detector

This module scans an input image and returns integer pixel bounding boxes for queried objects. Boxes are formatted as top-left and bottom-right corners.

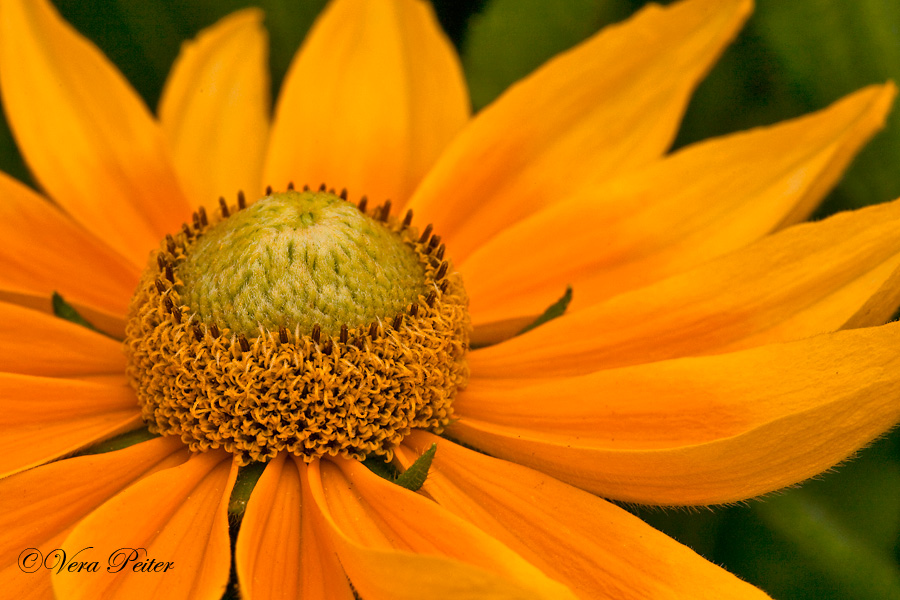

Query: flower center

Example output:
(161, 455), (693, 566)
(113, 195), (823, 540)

(124, 189), (470, 465)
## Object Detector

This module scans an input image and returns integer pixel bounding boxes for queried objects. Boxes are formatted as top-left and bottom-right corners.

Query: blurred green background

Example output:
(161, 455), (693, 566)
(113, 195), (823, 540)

(5, 1), (900, 598)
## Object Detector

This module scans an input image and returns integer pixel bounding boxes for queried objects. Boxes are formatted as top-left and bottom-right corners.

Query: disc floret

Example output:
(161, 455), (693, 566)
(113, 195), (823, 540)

(125, 189), (470, 465)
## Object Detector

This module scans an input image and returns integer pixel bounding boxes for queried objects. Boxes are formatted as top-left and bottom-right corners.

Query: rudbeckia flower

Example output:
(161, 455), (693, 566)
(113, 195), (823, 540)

(2, 0), (900, 598)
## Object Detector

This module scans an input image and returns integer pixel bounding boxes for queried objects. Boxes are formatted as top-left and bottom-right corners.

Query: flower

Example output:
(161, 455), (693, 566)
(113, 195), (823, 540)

(1, 0), (900, 598)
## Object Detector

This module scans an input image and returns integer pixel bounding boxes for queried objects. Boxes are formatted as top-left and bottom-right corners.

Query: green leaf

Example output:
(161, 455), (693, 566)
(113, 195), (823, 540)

(461, 0), (629, 110)
(362, 455), (400, 481)
(52, 291), (101, 333)
(394, 443), (437, 492)
(228, 461), (267, 516)
(517, 286), (572, 336)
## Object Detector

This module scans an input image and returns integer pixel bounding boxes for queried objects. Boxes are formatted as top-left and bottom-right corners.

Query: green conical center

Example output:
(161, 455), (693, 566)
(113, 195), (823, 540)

(177, 191), (425, 336)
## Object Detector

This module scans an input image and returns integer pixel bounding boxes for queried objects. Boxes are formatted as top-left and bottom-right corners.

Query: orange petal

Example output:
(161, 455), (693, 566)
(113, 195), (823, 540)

(159, 9), (270, 208)
(305, 458), (577, 599)
(0, 437), (188, 600)
(462, 84), (897, 324)
(0, 373), (141, 478)
(0, 172), (138, 318)
(263, 0), (469, 206)
(409, 0), (751, 260)
(0, 0), (192, 265)
(470, 196), (900, 379)
(397, 432), (770, 599)
(453, 323), (900, 505)
(235, 454), (354, 600)
(0, 301), (125, 377)
(53, 451), (236, 600)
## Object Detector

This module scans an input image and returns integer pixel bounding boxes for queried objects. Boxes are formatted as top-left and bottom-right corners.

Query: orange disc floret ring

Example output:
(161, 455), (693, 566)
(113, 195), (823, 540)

(124, 187), (470, 465)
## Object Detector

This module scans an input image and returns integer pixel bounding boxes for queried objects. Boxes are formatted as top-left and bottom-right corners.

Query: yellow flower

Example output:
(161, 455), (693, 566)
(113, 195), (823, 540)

(1, 0), (899, 598)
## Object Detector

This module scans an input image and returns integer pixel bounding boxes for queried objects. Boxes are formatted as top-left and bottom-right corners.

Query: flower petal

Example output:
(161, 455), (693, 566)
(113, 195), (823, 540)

(0, 437), (188, 599)
(0, 373), (141, 478)
(263, 0), (469, 206)
(409, 0), (751, 260)
(0, 171), (139, 318)
(159, 9), (270, 208)
(53, 451), (236, 600)
(453, 323), (900, 505)
(235, 454), (354, 600)
(462, 84), (897, 324)
(305, 458), (577, 599)
(397, 432), (770, 599)
(471, 197), (900, 379)
(0, 301), (125, 377)
(0, 0), (192, 265)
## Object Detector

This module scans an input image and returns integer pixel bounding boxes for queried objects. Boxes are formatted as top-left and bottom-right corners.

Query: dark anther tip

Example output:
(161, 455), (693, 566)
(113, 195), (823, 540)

(198, 206), (208, 227)
(165, 263), (175, 283)
(237, 190), (247, 209)
(392, 314), (403, 330)
(266, 185), (273, 196)
(418, 224), (433, 244)
(358, 196), (368, 213)
(318, 183), (327, 192)
(311, 324), (321, 343)
(279, 326), (289, 344)
(409, 303), (419, 317)
(210, 323), (220, 338)
(193, 324), (203, 342)
(218, 197), (230, 218)
(340, 324), (349, 344)
(426, 290), (437, 307)
(379, 200), (392, 221)
(238, 334), (250, 352)
(368, 322), (379, 338)
(402, 209), (413, 229)
(340, 188), (348, 200)
(287, 181), (295, 191)
(155, 278), (166, 294)
(435, 262), (449, 281)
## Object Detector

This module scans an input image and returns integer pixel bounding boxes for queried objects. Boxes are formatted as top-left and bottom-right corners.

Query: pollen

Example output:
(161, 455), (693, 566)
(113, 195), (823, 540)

(124, 190), (470, 465)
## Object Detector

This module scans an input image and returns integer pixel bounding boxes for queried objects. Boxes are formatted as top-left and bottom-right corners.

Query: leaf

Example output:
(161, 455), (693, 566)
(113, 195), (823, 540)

(76, 428), (159, 457)
(394, 443), (437, 492)
(461, 0), (628, 110)
(517, 286), (572, 336)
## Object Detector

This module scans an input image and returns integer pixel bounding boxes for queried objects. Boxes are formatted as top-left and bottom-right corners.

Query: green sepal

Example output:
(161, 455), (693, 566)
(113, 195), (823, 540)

(52, 291), (100, 333)
(517, 286), (572, 336)
(76, 427), (159, 457)
(362, 443), (437, 492)
(394, 443), (437, 492)
(228, 461), (267, 516)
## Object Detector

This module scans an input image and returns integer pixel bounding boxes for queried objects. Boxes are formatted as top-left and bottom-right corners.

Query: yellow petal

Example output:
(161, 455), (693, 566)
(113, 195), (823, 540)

(0, 373), (141, 478)
(471, 196), (900, 379)
(235, 454), (354, 600)
(0, 171), (138, 318)
(0, 438), (188, 599)
(305, 458), (577, 600)
(263, 0), (469, 206)
(0, 301), (125, 377)
(397, 432), (770, 599)
(409, 0), (751, 260)
(462, 84), (896, 324)
(0, 0), (191, 265)
(53, 451), (236, 600)
(453, 323), (900, 505)
(159, 9), (270, 208)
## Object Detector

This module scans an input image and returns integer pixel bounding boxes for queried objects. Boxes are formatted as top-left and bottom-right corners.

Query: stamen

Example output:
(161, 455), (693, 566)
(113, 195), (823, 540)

(219, 197), (230, 218)
(287, 181), (295, 191)
(193, 324), (203, 342)
(322, 339), (334, 355)
(435, 244), (446, 261)
(427, 235), (441, 253)
(157, 254), (166, 271)
(418, 224), (433, 244)
(392, 314), (403, 330)
(340, 188), (348, 200)
(266, 185), (273, 196)
(166, 234), (176, 254)
(369, 322), (379, 338)
(440, 280), (450, 294)
(319, 183), (327, 192)
(155, 278), (166, 294)
(340, 324), (349, 344)
(182, 223), (193, 239)
(279, 325), (289, 344)
(402, 209), (413, 229)
(409, 303), (419, 317)
(209, 323), (220, 339)
(238, 334), (250, 352)
(303, 184), (310, 192)
(311, 323), (321, 344)
(165, 263), (175, 283)
(198, 206), (208, 227)
(358, 196), (368, 213)
(238, 190), (247, 209)
(426, 290), (437, 307)
(379, 200), (392, 222)
(435, 262), (449, 280)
